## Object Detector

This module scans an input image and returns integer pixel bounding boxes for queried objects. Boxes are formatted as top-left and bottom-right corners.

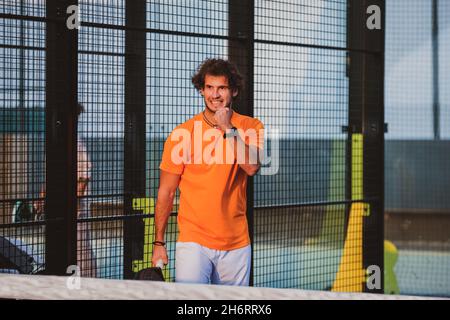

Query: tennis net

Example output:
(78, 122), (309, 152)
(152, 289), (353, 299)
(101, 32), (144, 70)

(0, 274), (443, 300)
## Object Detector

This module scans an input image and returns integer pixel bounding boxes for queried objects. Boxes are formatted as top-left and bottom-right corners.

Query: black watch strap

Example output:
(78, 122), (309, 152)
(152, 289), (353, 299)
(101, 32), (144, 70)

(223, 127), (238, 139)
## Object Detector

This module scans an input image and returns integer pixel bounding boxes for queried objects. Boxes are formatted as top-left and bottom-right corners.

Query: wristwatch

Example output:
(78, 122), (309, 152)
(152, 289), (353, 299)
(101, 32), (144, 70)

(223, 126), (238, 139)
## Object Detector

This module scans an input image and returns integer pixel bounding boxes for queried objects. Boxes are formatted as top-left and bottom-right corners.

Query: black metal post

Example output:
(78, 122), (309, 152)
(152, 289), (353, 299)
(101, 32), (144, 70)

(432, 0), (440, 140)
(19, 0), (25, 132)
(229, 0), (255, 286)
(45, 0), (79, 275)
(123, 0), (147, 279)
(347, 0), (385, 293)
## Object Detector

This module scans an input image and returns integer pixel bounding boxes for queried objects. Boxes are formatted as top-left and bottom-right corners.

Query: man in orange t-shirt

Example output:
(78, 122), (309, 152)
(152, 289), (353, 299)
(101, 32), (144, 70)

(152, 58), (264, 285)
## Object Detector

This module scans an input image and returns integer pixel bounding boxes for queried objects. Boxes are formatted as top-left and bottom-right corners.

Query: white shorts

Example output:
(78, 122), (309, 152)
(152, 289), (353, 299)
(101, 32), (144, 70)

(175, 242), (251, 286)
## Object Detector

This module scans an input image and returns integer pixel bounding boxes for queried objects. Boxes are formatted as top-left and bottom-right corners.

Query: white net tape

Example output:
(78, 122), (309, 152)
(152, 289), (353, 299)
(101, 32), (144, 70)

(0, 274), (445, 300)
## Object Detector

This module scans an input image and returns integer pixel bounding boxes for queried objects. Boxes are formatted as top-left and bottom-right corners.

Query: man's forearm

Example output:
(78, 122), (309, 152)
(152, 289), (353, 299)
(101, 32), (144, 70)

(226, 134), (261, 176)
(154, 190), (175, 241)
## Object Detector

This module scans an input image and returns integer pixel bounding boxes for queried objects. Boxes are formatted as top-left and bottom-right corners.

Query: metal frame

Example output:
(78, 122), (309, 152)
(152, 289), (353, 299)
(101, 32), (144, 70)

(432, 0), (440, 140)
(347, 0), (385, 293)
(45, 0), (79, 275)
(228, 0), (255, 286)
(0, 1), (386, 289)
(123, 0), (147, 280)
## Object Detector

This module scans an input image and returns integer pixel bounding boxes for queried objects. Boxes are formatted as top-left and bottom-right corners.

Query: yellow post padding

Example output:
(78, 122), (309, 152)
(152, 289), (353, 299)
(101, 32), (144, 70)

(331, 202), (370, 292)
(384, 240), (400, 294)
(131, 197), (178, 280)
(351, 134), (363, 200)
(332, 134), (368, 292)
(132, 197), (156, 273)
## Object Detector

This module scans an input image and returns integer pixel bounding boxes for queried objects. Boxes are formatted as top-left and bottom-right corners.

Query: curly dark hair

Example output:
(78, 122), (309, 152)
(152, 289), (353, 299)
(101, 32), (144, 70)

(191, 58), (244, 100)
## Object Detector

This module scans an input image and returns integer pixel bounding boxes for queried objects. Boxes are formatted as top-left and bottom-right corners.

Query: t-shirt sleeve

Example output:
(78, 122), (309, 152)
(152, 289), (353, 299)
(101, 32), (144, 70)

(245, 118), (264, 151)
(159, 129), (187, 175)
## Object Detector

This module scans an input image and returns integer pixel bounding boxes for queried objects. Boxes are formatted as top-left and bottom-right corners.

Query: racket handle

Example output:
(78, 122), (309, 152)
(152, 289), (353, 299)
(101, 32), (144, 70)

(156, 259), (164, 269)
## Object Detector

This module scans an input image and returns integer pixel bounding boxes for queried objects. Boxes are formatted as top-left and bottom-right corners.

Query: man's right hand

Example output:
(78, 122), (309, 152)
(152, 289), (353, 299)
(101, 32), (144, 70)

(152, 244), (168, 268)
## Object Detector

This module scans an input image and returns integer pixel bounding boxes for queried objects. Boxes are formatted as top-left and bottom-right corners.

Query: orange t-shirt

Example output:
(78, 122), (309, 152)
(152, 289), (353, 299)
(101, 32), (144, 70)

(159, 111), (264, 250)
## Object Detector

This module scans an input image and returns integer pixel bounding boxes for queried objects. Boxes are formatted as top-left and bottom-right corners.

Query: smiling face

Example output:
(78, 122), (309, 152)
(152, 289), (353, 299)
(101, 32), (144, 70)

(200, 74), (238, 113)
